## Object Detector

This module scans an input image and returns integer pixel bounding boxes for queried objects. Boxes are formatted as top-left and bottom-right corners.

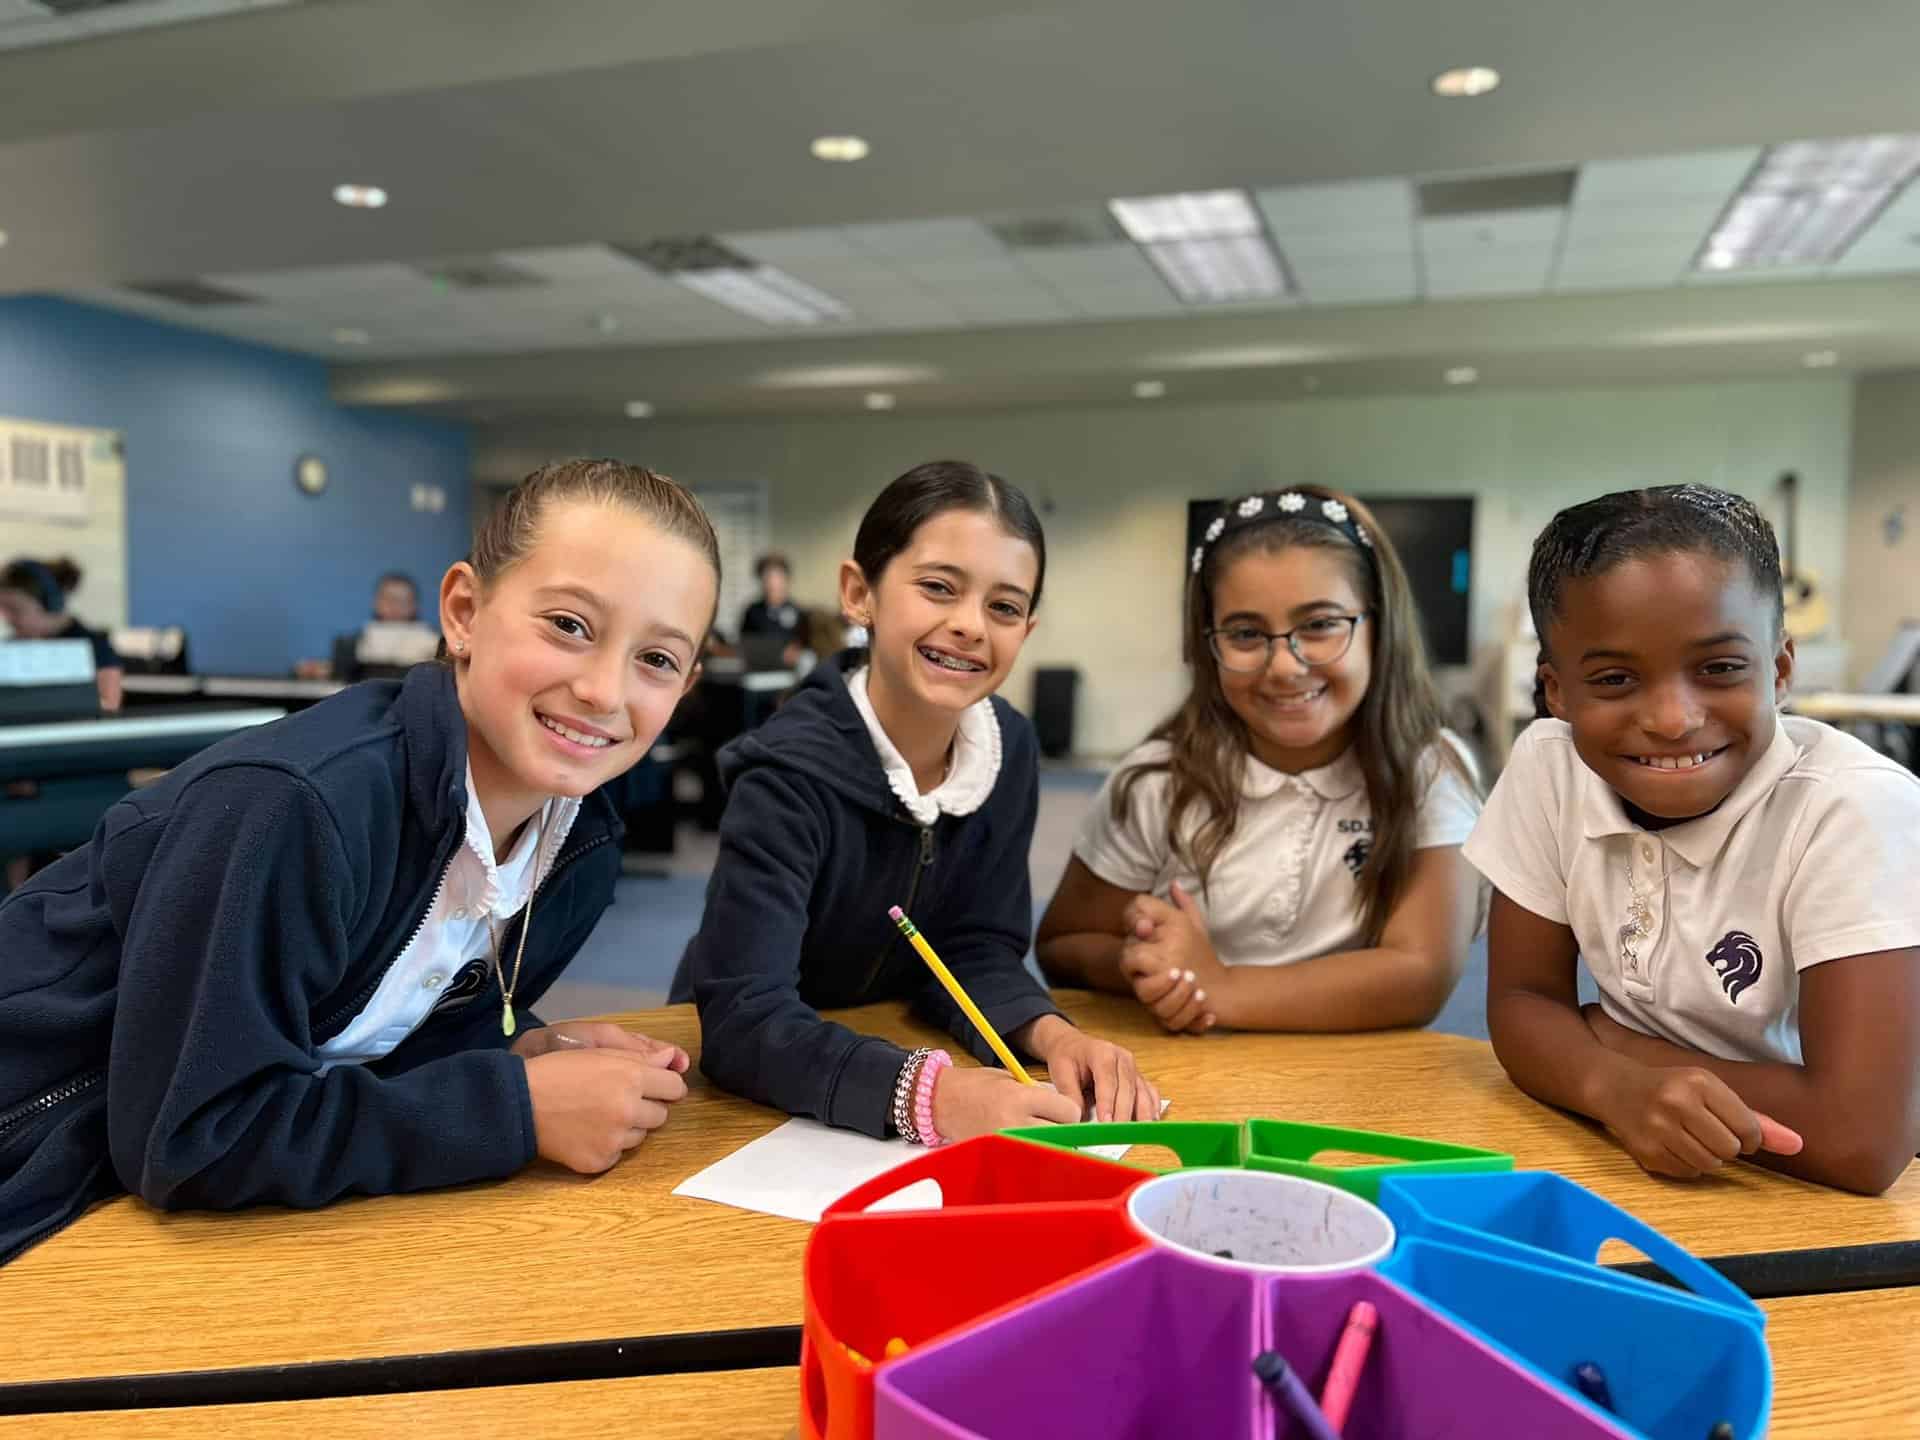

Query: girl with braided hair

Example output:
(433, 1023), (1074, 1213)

(1467, 483), (1920, 1194)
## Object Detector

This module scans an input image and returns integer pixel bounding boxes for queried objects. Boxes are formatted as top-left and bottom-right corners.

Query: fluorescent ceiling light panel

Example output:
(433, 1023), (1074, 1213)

(1141, 234), (1289, 302)
(1696, 133), (1920, 270)
(673, 266), (852, 326)
(1108, 189), (1262, 243)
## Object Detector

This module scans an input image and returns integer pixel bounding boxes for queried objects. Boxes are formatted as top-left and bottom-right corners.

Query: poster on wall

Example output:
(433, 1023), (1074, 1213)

(0, 418), (111, 523)
(0, 416), (128, 631)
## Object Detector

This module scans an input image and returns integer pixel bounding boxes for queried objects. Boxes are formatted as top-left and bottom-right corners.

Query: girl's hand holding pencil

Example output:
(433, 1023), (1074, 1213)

(932, 1067), (1083, 1141)
(888, 905), (1163, 1136)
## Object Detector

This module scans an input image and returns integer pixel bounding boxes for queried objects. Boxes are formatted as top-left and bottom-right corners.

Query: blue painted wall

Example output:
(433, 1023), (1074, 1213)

(0, 296), (470, 674)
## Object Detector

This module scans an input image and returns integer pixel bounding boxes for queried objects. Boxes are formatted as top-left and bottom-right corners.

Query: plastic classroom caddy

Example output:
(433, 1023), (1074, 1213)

(797, 1122), (1770, 1440)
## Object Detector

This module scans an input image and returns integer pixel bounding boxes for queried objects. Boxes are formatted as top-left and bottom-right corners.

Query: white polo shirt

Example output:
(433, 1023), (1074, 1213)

(316, 763), (580, 1070)
(1073, 734), (1481, 967)
(1464, 716), (1920, 1065)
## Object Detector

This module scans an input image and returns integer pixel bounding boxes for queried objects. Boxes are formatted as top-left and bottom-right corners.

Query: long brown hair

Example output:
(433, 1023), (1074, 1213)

(1114, 484), (1471, 943)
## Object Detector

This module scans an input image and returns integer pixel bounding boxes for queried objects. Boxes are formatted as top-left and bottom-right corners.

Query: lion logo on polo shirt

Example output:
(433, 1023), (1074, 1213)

(1341, 838), (1370, 877)
(1706, 931), (1763, 1004)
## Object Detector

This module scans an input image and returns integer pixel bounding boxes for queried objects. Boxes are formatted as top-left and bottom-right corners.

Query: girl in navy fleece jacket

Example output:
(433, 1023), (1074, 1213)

(0, 459), (715, 1267)
(677, 461), (1161, 1143)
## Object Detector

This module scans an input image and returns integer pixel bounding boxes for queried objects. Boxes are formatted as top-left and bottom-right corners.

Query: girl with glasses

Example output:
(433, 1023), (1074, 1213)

(1037, 484), (1483, 1035)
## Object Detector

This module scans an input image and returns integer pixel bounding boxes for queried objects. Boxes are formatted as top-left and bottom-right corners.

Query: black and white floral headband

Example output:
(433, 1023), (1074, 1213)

(1191, 490), (1375, 576)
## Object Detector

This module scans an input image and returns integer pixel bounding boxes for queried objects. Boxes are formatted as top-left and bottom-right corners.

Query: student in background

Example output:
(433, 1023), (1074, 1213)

(299, 572), (435, 680)
(1037, 486), (1482, 1035)
(0, 556), (124, 711)
(738, 552), (804, 666)
(1468, 484), (1920, 1195)
(678, 460), (1160, 1143)
(0, 459), (715, 1267)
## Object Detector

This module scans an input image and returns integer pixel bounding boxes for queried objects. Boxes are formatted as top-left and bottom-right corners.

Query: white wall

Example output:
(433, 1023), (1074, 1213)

(1846, 373), (1920, 686)
(476, 378), (1852, 755)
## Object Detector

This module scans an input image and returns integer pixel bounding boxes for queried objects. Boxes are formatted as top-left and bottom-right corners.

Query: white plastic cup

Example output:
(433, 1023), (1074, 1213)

(1125, 1167), (1395, 1274)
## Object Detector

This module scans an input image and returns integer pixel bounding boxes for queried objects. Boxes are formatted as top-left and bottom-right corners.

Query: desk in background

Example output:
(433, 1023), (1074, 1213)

(4, 991), (1917, 1413)
(0, 707), (286, 855)
(124, 674), (345, 711)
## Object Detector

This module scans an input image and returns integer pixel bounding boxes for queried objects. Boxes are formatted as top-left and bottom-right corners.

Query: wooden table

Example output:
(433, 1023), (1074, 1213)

(7, 1291), (1913, 1439)
(1788, 691), (1920, 725)
(5, 992), (1917, 1409)
(0, 1367), (800, 1440)
(1763, 1287), (1920, 1437)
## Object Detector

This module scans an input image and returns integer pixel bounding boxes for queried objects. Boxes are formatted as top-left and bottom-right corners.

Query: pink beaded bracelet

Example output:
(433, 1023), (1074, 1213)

(913, 1048), (953, 1147)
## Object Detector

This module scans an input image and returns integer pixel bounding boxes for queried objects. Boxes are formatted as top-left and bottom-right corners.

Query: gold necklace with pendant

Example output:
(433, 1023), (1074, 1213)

(486, 804), (555, 1038)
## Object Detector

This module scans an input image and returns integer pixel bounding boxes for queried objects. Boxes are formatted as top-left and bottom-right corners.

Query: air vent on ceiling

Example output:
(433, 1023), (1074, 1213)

(1417, 169), (1577, 217)
(121, 279), (259, 307)
(415, 257), (546, 290)
(617, 237), (753, 273)
(988, 208), (1123, 249)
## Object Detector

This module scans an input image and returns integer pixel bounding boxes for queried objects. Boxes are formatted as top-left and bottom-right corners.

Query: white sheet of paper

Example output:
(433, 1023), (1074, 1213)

(672, 1099), (1168, 1224)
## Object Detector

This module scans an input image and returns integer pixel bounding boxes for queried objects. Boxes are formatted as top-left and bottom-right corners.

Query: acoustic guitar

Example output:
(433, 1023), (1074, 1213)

(1776, 471), (1831, 640)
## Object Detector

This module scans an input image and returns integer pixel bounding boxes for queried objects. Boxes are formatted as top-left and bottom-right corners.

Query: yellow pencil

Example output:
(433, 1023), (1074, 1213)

(888, 905), (1035, 1084)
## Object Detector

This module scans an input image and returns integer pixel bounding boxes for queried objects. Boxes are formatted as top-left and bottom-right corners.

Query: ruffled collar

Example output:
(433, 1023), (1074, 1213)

(847, 665), (1002, 824)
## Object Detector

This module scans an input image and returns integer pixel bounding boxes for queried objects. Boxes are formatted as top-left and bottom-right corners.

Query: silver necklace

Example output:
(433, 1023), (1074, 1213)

(1617, 859), (1654, 980)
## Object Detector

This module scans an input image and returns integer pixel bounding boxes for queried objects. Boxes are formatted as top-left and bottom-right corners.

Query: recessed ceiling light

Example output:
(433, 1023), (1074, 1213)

(1695, 133), (1920, 270)
(864, 392), (896, 411)
(624, 400), (655, 419)
(332, 328), (370, 345)
(1802, 349), (1840, 368)
(1445, 366), (1479, 385)
(332, 183), (388, 209)
(675, 266), (851, 327)
(591, 313), (619, 334)
(0, 230), (9, 249)
(811, 135), (870, 162)
(1109, 189), (1262, 243)
(758, 363), (940, 389)
(1133, 379), (1167, 399)
(1431, 66), (1501, 98)
(1144, 235), (1291, 303)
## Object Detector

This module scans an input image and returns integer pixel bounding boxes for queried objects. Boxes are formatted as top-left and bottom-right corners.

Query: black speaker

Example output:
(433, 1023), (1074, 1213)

(1032, 667), (1079, 759)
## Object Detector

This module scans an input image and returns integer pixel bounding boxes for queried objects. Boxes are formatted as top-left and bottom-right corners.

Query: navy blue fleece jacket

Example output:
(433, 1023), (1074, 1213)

(673, 652), (1062, 1136)
(0, 664), (622, 1267)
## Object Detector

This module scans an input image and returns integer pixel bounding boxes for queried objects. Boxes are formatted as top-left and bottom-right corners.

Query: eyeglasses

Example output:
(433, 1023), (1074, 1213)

(1206, 613), (1367, 673)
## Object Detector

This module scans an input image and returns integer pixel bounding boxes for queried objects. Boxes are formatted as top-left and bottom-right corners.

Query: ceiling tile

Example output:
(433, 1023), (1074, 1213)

(1562, 198), (1724, 246)
(1012, 243), (1163, 292)
(720, 227), (866, 265)
(1682, 262), (1825, 286)
(946, 291), (1074, 324)
(205, 263), (436, 305)
(1573, 147), (1761, 204)
(1274, 224), (1416, 263)
(893, 255), (1044, 293)
(1419, 209), (1566, 253)
(1423, 252), (1556, 298)
(491, 244), (667, 285)
(842, 218), (1005, 262)
(1552, 246), (1689, 291)
(1056, 287), (1185, 317)
(1290, 254), (1418, 304)
(1256, 179), (1414, 235)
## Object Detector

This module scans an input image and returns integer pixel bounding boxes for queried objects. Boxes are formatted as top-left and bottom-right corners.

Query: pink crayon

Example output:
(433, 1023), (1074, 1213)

(1317, 1299), (1378, 1433)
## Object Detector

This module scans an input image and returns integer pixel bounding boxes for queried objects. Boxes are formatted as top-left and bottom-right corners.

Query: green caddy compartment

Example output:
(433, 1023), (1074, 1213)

(1003, 1116), (1511, 1199)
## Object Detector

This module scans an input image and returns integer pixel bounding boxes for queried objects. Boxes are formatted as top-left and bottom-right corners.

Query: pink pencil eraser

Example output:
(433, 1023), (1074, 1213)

(888, 905), (904, 921)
